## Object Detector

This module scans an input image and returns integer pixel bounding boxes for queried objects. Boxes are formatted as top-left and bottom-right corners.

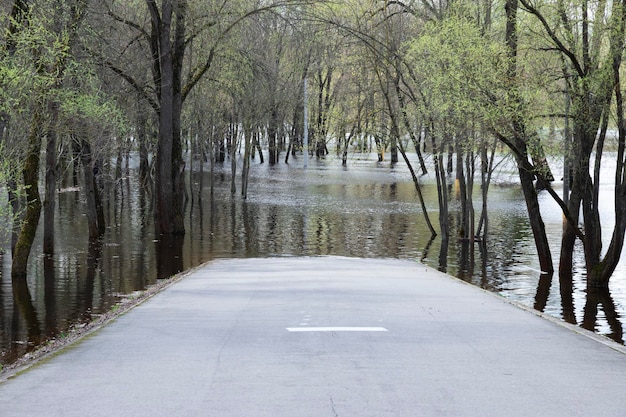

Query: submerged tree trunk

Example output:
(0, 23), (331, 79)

(398, 139), (437, 238)
(498, 0), (554, 275)
(138, 112), (150, 187)
(519, 156), (553, 273)
(429, 122), (449, 241)
(254, 128), (264, 164)
(73, 135), (105, 239)
(43, 103), (59, 255)
(476, 136), (497, 238)
(148, 0), (186, 236)
(268, 107), (279, 165)
(340, 123), (353, 166)
(465, 148), (476, 259)
(8, 178), (21, 253)
(455, 136), (468, 239)
(315, 68), (332, 159)
(12, 112), (43, 278)
(586, 7), (626, 287)
(242, 124), (252, 199)
(230, 119), (238, 195)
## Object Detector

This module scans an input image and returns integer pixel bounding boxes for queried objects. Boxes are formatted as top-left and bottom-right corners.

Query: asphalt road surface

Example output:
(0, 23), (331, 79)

(1, 257), (626, 416)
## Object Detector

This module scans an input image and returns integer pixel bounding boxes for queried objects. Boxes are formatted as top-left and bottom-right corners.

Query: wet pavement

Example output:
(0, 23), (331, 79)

(1, 256), (626, 417)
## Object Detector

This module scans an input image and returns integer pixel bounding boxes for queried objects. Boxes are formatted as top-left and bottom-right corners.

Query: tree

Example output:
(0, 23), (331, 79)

(100, 0), (318, 235)
(3, 0), (90, 278)
(402, 13), (506, 244)
(145, 0), (187, 235)
(517, 0), (626, 288)
(63, 89), (126, 239)
(1, 0), (30, 252)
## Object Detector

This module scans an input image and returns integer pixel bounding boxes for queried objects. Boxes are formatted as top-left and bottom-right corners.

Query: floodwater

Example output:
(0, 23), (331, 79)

(1, 152), (625, 366)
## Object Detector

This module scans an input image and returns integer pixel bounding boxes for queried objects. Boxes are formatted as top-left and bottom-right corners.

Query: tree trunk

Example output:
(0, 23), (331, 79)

(455, 137), (468, 239)
(398, 139), (437, 239)
(395, 80), (427, 175)
(242, 124), (252, 200)
(148, 0), (186, 236)
(209, 123), (215, 196)
(502, 0), (554, 275)
(154, 50), (177, 235)
(429, 122), (449, 241)
(518, 154), (553, 273)
(138, 111), (150, 187)
(254, 128), (264, 164)
(8, 179), (21, 253)
(268, 107), (279, 164)
(340, 124), (352, 166)
(465, 148), (476, 252)
(476, 136), (497, 238)
(12, 112), (43, 278)
(43, 106), (59, 256)
(230, 120), (237, 195)
(74, 135), (104, 239)
(587, 9), (626, 287)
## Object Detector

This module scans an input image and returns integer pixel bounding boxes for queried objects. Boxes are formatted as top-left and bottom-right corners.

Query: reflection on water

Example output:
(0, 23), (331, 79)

(1, 153), (625, 365)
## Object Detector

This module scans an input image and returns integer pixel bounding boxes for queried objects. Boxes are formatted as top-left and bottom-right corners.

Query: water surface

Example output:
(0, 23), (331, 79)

(1, 152), (624, 365)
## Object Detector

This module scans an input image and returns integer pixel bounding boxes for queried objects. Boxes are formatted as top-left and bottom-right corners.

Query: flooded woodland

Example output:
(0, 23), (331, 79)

(4, 0), (626, 372)
(1, 152), (625, 367)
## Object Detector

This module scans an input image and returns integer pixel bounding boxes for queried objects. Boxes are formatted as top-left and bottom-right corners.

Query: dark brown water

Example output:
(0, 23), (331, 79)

(1, 153), (625, 366)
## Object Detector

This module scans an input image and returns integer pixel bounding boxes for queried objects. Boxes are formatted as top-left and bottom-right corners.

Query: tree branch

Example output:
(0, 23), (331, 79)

(493, 130), (585, 241)
(98, 56), (159, 113)
(518, 0), (585, 77)
(183, 1), (314, 102)
(106, 5), (150, 40)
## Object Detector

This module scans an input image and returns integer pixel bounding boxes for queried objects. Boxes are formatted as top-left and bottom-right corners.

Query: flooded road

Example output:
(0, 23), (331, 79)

(1, 152), (625, 365)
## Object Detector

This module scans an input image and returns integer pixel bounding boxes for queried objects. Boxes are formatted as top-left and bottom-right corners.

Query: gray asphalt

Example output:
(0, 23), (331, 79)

(1, 256), (626, 416)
